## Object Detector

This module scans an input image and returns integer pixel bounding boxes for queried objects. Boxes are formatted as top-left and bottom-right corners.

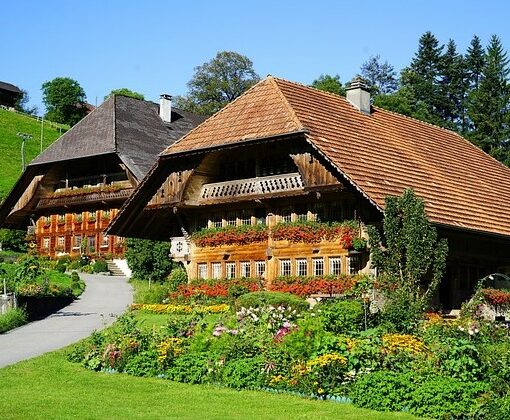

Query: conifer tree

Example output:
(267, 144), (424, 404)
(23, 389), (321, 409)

(467, 35), (510, 161)
(465, 35), (486, 90)
(360, 55), (398, 95)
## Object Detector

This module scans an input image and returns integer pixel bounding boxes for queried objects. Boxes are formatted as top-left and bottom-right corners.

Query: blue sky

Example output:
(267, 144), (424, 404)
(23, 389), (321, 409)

(2, 0), (509, 114)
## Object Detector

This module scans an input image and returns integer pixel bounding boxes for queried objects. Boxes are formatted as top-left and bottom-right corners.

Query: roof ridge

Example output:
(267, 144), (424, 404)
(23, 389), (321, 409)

(268, 76), (305, 131)
(165, 77), (270, 153)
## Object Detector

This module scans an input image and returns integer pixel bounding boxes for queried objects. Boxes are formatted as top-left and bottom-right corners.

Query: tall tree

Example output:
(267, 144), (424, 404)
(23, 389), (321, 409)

(467, 35), (510, 160)
(360, 55), (398, 95)
(14, 89), (38, 115)
(400, 31), (444, 125)
(310, 74), (345, 96)
(465, 35), (486, 91)
(41, 77), (87, 125)
(176, 51), (260, 116)
(104, 88), (144, 101)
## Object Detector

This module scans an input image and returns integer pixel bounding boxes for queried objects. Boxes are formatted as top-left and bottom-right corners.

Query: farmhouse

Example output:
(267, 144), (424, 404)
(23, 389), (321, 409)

(0, 81), (22, 108)
(0, 94), (204, 257)
(109, 76), (510, 309)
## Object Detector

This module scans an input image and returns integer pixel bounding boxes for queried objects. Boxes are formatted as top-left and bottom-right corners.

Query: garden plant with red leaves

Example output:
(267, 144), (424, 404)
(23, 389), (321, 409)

(482, 288), (510, 307)
(169, 278), (263, 301)
(191, 225), (268, 247)
(269, 274), (358, 297)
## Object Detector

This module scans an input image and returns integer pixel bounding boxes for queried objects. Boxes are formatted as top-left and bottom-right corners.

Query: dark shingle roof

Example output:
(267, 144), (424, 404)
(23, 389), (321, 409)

(30, 95), (205, 180)
(0, 81), (22, 94)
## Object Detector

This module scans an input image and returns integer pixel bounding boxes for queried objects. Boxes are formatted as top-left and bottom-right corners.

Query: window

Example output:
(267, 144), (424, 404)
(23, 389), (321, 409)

(280, 259), (291, 277)
(226, 212), (237, 226)
(347, 255), (361, 275)
(198, 263), (207, 279)
(296, 258), (308, 277)
(240, 261), (251, 278)
(57, 236), (65, 247)
(73, 235), (82, 248)
(101, 235), (110, 247)
(255, 261), (266, 278)
(312, 258), (324, 276)
(239, 212), (251, 226)
(212, 262), (221, 279)
(329, 257), (342, 276)
(212, 215), (223, 228)
(226, 262), (236, 279)
(42, 237), (50, 249)
(87, 236), (96, 252)
(280, 209), (292, 223)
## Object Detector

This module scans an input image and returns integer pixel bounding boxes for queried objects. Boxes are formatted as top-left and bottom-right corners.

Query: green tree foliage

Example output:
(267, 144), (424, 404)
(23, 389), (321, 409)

(41, 77), (87, 125)
(104, 88), (144, 101)
(466, 35), (486, 91)
(467, 35), (510, 163)
(125, 238), (173, 284)
(14, 89), (38, 115)
(310, 74), (345, 96)
(0, 229), (26, 252)
(175, 51), (260, 116)
(367, 189), (448, 331)
(360, 55), (398, 95)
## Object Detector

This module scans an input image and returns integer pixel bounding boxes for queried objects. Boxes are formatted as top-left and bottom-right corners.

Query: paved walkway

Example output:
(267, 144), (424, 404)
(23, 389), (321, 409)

(0, 273), (132, 368)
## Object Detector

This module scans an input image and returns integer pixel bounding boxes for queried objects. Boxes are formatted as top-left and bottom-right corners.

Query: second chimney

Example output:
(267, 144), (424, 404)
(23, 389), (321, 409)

(346, 76), (371, 115)
(159, 94), (172, 123)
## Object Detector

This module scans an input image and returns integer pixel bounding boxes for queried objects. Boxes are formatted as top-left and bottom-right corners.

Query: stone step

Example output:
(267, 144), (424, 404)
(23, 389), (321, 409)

(107, 261), (125, 277)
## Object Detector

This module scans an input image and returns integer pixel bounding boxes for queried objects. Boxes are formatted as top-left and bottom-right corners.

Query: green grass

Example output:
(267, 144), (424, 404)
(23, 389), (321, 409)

(0, 307), (27, 333)
(0, 350), (416, 419)
(131, 278), (170, 304)
(0, 108), (67, 199)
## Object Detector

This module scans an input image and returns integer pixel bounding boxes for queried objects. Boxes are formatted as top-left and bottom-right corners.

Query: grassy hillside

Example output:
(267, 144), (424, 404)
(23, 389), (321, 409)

(0, 109), (67, 199)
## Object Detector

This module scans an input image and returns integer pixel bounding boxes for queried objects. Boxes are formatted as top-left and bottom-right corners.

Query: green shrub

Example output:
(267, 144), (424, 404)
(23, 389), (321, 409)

(133, 280), (170, 304)
(228, 284), (249, 299)
(125, 238), (173, 282)
(474, 395), (510, 420)
(92, 259), (109, 273)
(350, 371), (415, 412)
(0, 307), (28, 333)
(237, 291), (308, 312)
(55, 264), (66, 273)
(221, 356), (266, 390)
(439, 338), (484, 382)
(124, 350), (160, 377)
(68, 260), (81, 270)
(168, 353), (213, 384)
(316, 299), (364, 334)
(167, 266), (187, 292)
(408, 376), (486, 418)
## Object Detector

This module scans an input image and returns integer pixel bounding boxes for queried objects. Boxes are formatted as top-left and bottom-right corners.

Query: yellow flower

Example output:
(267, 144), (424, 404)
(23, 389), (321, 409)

(382, 333), (426, 355)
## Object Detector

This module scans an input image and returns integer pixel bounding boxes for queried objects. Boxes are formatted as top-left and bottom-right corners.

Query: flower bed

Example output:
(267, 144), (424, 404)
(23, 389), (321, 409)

(131, 303), (230, 314)
(481, 288), (510, 307)
(269, 275), (357, 297)
(170, 278), (263, 300)
(50, 184), (125, 198)
(191, 225), (268, 247)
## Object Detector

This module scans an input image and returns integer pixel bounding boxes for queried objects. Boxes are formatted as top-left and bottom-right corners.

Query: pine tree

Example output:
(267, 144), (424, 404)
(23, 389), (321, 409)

(467, 35), (510, 160)
(360, 55), (398, 95)
(465, 35), (485, 90)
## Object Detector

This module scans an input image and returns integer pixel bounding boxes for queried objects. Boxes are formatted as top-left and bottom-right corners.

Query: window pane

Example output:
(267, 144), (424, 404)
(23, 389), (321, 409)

(226, 262), (236, 279)
(280, 259), (291, 276)
(212, 262), (221, 279)
(348, 255), (360, 275)
(255, 261), (266, 278)
(198, 263), (207, 279)
(312, 258), (324, 276)
(240, 261), (251, 278)
(329, 257), (342, 276)
(296, 258), (308, 277)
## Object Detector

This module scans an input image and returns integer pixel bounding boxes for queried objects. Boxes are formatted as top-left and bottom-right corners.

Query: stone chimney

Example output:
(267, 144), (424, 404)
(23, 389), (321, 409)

(346, 76), (371, 115)
(159, 94), (172, 123)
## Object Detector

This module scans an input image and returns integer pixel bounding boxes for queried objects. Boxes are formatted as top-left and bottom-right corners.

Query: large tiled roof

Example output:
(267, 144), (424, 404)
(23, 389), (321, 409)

(164, 76), (510, 238)
(31, 95), (205, 180)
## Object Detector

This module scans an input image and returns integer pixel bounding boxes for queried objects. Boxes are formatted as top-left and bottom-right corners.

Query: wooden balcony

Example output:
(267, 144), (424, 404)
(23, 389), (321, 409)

(36, 188), (133, 209)
(198, 173), (304, 204)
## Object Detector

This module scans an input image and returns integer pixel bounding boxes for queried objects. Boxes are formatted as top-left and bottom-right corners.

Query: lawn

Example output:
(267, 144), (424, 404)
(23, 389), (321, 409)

(0, 108), (66, 198)
(0, 350), (415, 419)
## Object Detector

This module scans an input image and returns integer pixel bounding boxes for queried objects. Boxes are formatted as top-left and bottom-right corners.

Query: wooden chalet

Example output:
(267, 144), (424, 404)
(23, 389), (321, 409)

(0, 94), (204, 258)
(109, 76), (510, 309)
(0, 81), (22, 108)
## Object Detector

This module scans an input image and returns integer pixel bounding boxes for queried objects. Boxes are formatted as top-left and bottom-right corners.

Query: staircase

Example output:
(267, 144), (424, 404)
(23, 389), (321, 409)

(107, 260), (125, 277)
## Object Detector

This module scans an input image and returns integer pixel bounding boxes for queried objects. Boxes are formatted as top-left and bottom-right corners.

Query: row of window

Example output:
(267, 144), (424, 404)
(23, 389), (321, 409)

(196, 256), (359, 280)
(196, 202), (354, 230)
(41, 234), (124, 251)
(41, 210), (113, 226)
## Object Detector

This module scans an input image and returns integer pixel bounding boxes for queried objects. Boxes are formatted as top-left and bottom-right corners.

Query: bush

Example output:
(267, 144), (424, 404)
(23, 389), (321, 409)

(168, 353), (213, 384)
(55, 264), (66, 273)
(93, 259), (109, 273)
(282, 316), (336, 360)
(221, 356), (266, 390)
(236, 291), (308, 312)
(316, 299), (364, 334)
(167, 266), (187, 292)
(474, 395), (510, 419)
(124, 350), (160, 377)
(350, 371), (415, 412)
(68, 260), (81, 270)
(125, 238), (173, 282)
(132, 280), (170, 304)
(0, 307), (28, 333)
(408, 376), (486, 418)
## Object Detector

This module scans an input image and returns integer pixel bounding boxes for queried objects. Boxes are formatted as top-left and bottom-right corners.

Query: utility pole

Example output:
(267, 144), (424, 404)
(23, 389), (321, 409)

(16, 132), (33, 171)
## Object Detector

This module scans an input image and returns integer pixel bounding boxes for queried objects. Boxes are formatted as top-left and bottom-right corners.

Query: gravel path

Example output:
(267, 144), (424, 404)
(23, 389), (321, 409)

(0, 273), (132, 368)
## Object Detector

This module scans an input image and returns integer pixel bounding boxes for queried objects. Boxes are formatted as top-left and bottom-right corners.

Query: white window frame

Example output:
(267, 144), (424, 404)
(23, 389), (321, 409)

(280, 259), (291, 277)
(240, 261), (251, 278)
(329, 257), (342, 276)
(101, 235), (110, 247)
(312, 257), (324, 276)
(211, 262), (222, 279)
(296, 258), (308, 277)
(225, 262), (236, 279)
(347, 255), (360, 275)
(73, 235), (82, 249)
(197, 263), (207, 279)
(57, 236), (65, 247)
(42, 237), (50, 249)
(255, 261), (266, 278)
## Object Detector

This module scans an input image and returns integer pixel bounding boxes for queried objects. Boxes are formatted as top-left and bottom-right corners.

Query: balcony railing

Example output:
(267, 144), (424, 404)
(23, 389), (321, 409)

(36, 188), (133, 209)
(200, 173), (304, 201)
